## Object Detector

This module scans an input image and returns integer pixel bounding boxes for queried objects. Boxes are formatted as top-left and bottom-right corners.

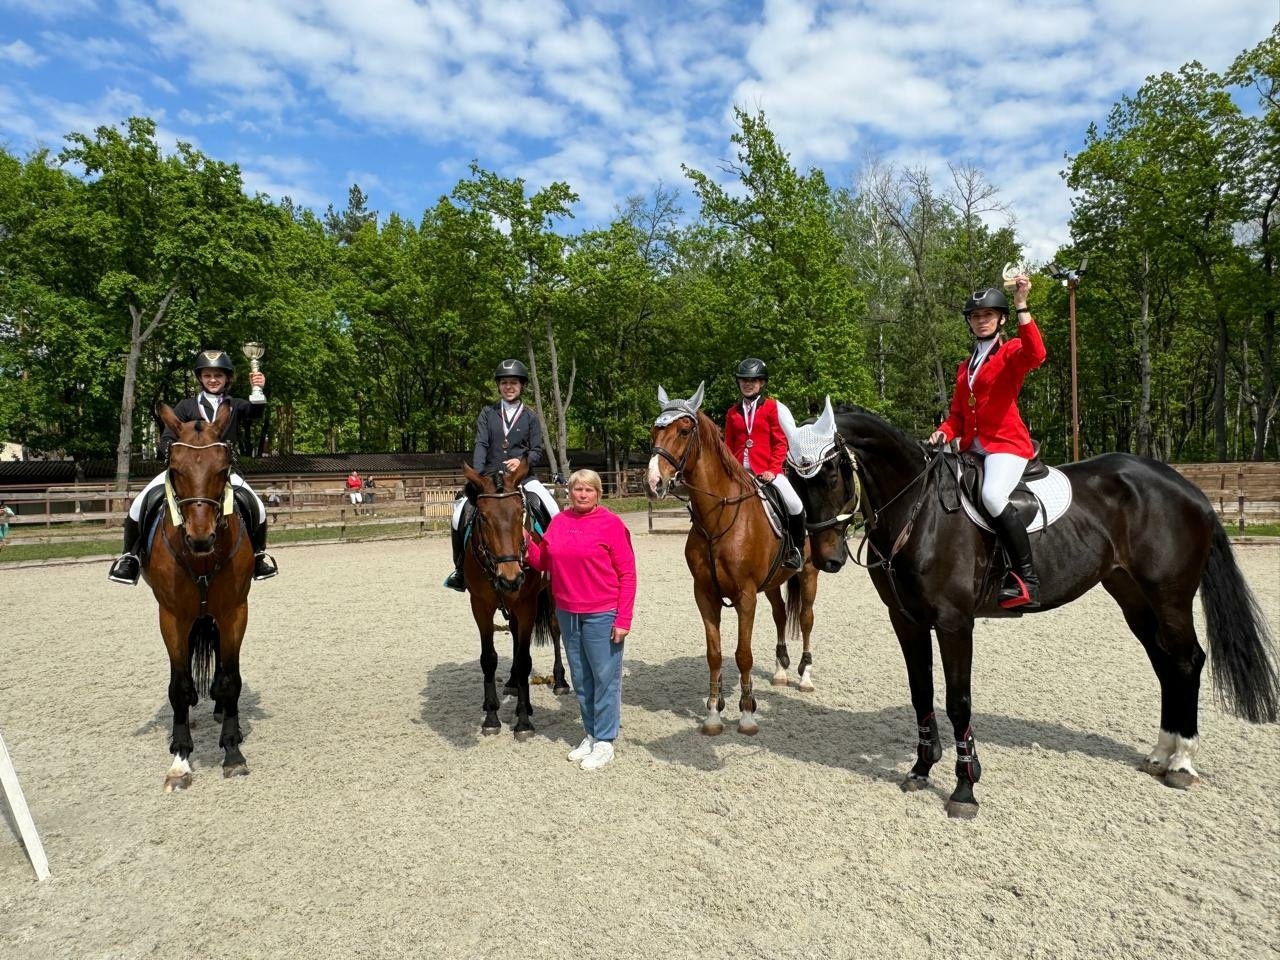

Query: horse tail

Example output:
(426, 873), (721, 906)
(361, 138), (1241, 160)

(190, 617), (218, 700)
(1201, 520), (1280, 723)
(532, 586), (555, 648)
(785, 574), (803, 645)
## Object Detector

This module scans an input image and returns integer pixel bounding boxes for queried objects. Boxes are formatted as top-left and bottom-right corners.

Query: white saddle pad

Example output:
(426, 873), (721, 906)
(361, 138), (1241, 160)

(756, 486), (784, 537)
(960, 464), (1073, 534)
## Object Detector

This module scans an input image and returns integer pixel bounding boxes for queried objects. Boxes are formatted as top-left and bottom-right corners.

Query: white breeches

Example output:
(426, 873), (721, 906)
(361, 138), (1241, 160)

(978, 452), (1029, 517)
(129, 471), (266, 523)
(768, 473), (803, 515)
(451, 477), (560, 529)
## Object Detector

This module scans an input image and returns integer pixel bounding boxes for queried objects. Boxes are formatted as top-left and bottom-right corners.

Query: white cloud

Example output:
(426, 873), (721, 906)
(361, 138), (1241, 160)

(0, 39), (43, 67)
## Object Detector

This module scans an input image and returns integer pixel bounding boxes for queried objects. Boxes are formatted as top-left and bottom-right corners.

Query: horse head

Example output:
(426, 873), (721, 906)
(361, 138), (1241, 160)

(463, 459), (529, 593)
(158, 402), (234, 555)
(648, 381), (705, 498)
(783, 397), (856, 573)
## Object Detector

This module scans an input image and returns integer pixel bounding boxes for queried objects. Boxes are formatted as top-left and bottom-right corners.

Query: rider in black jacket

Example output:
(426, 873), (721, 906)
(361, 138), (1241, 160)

(107, 349), (278, 585)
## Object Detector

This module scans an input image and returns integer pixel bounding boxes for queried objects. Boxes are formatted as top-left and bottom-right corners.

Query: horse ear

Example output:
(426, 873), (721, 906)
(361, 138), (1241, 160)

(815, 396), (835, 437)
(657, 384), (669, 407)
(777, 400), (798, 446)
(156, 403), (182, 436)
(689, 381), (705, 412)
(462, 461), (484, 492)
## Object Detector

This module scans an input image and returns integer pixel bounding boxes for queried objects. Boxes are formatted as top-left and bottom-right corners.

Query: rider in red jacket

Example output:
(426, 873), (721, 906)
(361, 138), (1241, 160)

(724, 358), (806, 569)
(929, 277), (1046, 609)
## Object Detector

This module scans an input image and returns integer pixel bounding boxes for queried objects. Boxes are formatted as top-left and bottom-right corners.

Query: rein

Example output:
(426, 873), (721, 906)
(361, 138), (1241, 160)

(161, 440), (241, 615)
(470, 484), (533, 617)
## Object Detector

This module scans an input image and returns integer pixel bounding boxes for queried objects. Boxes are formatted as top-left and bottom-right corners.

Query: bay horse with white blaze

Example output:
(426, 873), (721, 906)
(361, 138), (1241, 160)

(144, 403), (256, 793)
(648, 383), (820, 736)
(460, 461), (567, 739)
(784, 399), (1279, 818)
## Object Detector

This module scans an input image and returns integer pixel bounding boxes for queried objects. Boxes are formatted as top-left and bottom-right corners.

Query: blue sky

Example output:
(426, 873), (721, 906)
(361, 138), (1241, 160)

(0, 0), (1275, 262)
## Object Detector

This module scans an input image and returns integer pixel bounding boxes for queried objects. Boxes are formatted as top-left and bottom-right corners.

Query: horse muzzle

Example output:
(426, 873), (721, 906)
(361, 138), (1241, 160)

(496, 570), (525, 593)
(184, 531), (218, 555)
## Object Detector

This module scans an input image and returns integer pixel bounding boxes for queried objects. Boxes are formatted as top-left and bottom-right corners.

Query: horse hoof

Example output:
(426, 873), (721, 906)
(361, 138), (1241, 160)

(1164, 768), (1200, 790)
(737, 723), (759, 737)
(553, 684), (572, 696)
(213, 710), (223, 723)
(945, 800), (980, 820)
(1139, 757), (1168, 778)
(481, 723), (502, 736)
(163, 773), (192, 794)
(513, 728), (535, 743)
(900, 774), (931, 793)
(770, 672), (789, 687)
(797, 679), (815, 693)
(223, 763), (249, 779)
(701, 722), (724, 736)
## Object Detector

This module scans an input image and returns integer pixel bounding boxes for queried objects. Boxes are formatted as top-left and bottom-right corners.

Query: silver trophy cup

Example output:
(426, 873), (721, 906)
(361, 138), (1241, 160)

(242, 342), (266, 404)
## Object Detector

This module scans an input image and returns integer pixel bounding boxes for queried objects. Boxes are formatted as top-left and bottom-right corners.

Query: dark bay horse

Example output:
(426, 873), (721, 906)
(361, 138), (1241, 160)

(784, 400), (1279, 818)
(647, 383), (820, 736)
(461, 461), (567, 739)
(144, 404), (256, 792)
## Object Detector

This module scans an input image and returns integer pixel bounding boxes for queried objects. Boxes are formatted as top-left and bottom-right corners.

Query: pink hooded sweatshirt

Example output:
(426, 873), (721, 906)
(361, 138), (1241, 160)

(525, 506), (637, 631)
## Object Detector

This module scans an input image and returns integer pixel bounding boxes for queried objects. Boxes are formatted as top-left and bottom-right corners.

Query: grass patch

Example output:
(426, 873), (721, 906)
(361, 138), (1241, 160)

(1233, 522), (1280, 538)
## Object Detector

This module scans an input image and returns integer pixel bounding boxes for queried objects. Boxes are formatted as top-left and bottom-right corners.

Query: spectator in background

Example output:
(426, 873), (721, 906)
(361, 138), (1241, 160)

(346, 470), (364, 511)
(0, 499), (14, 549)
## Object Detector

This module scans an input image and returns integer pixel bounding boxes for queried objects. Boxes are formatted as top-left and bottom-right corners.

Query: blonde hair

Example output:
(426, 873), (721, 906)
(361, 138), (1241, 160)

(566, 469), (603, 498)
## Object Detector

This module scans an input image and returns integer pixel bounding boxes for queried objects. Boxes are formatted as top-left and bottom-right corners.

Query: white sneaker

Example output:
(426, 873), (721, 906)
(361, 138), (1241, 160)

(580, 740), (614, 770)
(567, 736), (595, 762)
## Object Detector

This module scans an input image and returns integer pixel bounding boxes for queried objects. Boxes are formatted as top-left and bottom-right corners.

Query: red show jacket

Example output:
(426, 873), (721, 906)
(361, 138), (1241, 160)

(724, 396), (788, 474)
(937, 320), (1047, 457)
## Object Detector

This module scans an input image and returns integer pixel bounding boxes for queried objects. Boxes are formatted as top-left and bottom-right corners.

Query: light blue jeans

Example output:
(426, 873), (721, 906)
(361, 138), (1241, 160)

(557, 609), (624, 742)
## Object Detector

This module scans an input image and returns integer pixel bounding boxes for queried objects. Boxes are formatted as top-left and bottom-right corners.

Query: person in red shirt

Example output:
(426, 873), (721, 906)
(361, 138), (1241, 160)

(723, 358), (806, 569)
(928, 276), (1047, 609)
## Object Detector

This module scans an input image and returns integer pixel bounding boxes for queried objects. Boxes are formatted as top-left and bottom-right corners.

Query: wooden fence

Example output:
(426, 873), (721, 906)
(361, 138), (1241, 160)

(1169, 462), (1280, 530)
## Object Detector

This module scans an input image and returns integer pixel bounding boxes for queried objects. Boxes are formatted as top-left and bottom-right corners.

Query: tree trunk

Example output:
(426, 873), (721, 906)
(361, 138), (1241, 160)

(1137, 251), (1152, 458)
(113, 284), (178, 492)
(524, 330), (560, 478)
(1252, 189), (1277, 460)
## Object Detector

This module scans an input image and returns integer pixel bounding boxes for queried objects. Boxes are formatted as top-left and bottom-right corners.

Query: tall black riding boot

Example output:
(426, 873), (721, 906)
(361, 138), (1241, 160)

(443, 522), (466, 592)
(991, 504), (1040, 610)
(250, 518), (278, 580)
(784, 511), (807, 569)
(107, 517), (142, 585)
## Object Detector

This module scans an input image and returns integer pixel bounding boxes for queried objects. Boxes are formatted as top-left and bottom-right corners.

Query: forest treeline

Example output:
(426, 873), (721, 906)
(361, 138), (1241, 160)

(1, 29), (1277, 485)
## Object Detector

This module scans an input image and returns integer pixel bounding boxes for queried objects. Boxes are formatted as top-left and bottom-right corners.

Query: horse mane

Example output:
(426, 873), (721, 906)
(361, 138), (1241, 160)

(833, 403), (927, 462)
(696, 409), (757, 488)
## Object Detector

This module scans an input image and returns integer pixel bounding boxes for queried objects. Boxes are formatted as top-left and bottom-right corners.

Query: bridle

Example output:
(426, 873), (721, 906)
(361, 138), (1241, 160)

(164, 440), (235, 534)
(649, 412), (702, 481)
(471, 486), (529, 589)
(788, 434), (862, 540)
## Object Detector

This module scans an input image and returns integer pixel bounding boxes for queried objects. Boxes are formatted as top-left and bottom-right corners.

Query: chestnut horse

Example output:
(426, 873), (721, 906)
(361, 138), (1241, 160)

(647, 383), (820, 736)
(460, 460), (567, 739)
(144, 403), (255, 793)
(784, 399), (1279, 818)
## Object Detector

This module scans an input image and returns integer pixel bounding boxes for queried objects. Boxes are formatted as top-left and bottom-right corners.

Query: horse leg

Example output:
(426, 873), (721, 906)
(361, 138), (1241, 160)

(936, 620), (981, 819)
(767, 587), (789, 687)
(472, 595), (502, 734)
(160, 608), (197, 793)
(551, 613), (571, 696)
(891, 610), (942, 792)
(214, 603), (250, 779)
(795, 563), (819, 692)
(511, 611), (536, 742)
(735, 591), (760, 736)
(694, 587), (726, 735)
(1104, 574), (1206, 789)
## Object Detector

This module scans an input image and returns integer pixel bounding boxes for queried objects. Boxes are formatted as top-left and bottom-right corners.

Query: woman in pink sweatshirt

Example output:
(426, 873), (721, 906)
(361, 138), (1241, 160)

(526, 469), (637, 770)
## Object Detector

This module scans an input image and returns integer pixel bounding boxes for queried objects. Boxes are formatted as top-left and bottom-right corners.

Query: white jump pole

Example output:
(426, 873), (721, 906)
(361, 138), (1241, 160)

(0, 731), (50, 881)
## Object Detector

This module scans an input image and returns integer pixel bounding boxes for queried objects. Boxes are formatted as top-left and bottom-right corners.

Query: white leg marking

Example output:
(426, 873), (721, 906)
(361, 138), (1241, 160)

(1145, 729), (1176, 772)
(772, 659), (789, 686)
(797, 665), (815, 692)
(1167, 735), (1200, 777)
(738, 709), (758, 734)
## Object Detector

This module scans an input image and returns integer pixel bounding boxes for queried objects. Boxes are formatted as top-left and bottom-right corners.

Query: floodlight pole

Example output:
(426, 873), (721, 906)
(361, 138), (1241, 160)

(1068, 275), (1079, 462)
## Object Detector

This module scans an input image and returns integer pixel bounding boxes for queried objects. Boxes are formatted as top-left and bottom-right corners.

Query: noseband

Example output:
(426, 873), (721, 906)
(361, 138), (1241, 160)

(789, 435), (862, 538)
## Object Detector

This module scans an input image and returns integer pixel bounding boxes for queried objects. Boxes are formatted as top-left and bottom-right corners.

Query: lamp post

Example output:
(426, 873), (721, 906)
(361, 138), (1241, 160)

(1048, 258), (1088, 461)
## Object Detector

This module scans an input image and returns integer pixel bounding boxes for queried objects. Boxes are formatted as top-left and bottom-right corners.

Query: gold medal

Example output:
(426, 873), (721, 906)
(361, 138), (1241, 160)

(968, 394), (977, 410)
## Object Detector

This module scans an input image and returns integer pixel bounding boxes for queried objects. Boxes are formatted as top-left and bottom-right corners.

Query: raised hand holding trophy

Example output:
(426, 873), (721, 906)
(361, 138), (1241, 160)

(1002, 261), (1028, 290)
(242, 342), (267, 404)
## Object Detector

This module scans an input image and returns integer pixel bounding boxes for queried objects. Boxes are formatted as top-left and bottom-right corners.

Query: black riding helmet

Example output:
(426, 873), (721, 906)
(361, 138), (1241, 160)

(193, 349), (235, 376)
(735, 357), (768, 381)
(494, 358), (529, 382)
(962, 288), (1009, 317)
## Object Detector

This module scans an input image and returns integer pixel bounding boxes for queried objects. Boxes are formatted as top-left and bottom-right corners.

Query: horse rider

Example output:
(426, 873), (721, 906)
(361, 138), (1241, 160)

(928, 277), (1046, 609)
(724, 357), (806, 569)
(444, 358), (561, 592)
(107, 349), (278, 585)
